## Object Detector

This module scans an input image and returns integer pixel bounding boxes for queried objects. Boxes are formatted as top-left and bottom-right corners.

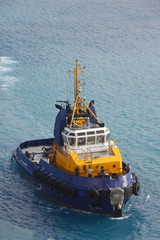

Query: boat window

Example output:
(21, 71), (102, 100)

(77, 132), (86, 136)
(68, 138), (76, 146)
(63, 130), (69, 135)
(87, 131), (95, 135)
(62, 135), (68, 144)
(78, 137), (86, 146)
(106, 133), (110, 140)
(69, 133), (75, 136)
(96, 130), (104, 134)
(87, 136), (95, 145)
(96, 135), (105, 144)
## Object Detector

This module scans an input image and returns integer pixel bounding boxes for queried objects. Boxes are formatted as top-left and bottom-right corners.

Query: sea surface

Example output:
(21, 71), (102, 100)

(0, 0), (160, 239)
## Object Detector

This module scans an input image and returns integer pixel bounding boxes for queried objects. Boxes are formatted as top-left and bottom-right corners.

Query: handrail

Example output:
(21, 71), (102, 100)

(86, 148), (93, 163)
(57, 146), (69, 157)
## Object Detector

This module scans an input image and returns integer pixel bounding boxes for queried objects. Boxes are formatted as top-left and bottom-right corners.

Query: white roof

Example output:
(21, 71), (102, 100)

(62, 126), (110, 137)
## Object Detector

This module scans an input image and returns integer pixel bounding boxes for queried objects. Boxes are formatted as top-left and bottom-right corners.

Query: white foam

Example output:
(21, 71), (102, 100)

(110, 214), (131, 220)
(0, 76), (18, 88)
(146, 195), (150, 202)
(0, 56), (19, 89)
(0, 66), (12, 73)
(0, 56), (18, 65)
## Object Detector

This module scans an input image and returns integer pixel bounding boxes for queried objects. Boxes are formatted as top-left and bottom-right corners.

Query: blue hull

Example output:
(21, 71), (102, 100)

(12, 138), (139, 216)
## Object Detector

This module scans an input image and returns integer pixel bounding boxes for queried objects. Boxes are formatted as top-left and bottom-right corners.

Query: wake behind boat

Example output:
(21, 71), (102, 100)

(12, 60), (140, 217)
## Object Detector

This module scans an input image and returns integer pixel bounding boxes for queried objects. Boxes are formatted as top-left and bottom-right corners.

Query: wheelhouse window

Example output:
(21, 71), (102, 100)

(87, 136), (95, 145)
(68, 138), (76, 146)
(96, 135), (105, 144)
(69, 132), (75, 136)
(77, 132), (86, 136)
(62, 135), (68, 144)
(87, 131), (95, 135)
(96, 130), (104, 134)
(106, 133), (110, 140)
(78, 137), (86, 146)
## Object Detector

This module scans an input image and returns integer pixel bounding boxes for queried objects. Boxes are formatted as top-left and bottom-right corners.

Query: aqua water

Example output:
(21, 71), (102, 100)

(0, 0), (160, 239)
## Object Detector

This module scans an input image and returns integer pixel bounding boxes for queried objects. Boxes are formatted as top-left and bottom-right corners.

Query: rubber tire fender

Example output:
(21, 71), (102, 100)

(34, 171), (44, 183)
(66, 186), (76, 198)
(59, 183), (66, 196)
(133, 181), (140, 196)
(88, 188), (99, 202)
(33, 169), (40, 178)
(113, 205), (122, 218)
(43, 175), (51, 186)
(51, 179), (59, 193)
(132, 172), (138, 182)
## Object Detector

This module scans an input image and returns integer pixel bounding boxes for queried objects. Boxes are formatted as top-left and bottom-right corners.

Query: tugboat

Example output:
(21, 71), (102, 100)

(12, 60), (140, 217)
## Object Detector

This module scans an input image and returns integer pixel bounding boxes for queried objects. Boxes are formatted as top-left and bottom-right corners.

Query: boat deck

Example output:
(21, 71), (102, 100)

(22, 144), (114, 164)
(77, 149), (114, 160)
(22, 145), (52, 164)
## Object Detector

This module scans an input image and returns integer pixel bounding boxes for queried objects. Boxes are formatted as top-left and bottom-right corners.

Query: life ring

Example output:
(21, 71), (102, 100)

(133, 181), (140, 196)
(35, 183), (42, 190)
(88, 188), (99, 202)
(66, 186), (76, 198)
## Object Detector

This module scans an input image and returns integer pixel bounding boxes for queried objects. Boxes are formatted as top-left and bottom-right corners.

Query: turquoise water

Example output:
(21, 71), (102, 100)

(0, 0), (160, 239)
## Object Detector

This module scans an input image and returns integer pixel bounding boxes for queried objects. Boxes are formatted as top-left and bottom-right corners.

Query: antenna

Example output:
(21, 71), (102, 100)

(74, 60), (85, 102)
(68, 60), (99, 129)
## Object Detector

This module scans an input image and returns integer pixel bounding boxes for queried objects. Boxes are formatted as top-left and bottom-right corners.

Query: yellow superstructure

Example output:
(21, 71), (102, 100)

(49, 132), (123, 177)
(50, 60), (123, 177)
(54, 145), (123, 177)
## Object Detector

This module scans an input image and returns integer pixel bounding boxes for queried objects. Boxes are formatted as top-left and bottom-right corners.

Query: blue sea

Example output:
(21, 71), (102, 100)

(0, 0), (160, 239)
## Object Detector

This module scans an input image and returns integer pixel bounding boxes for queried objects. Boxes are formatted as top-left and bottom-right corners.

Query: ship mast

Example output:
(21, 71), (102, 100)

(74, 60), (85, 108)
(69, 60), (99, 129)
(74, 60), (79, 101)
